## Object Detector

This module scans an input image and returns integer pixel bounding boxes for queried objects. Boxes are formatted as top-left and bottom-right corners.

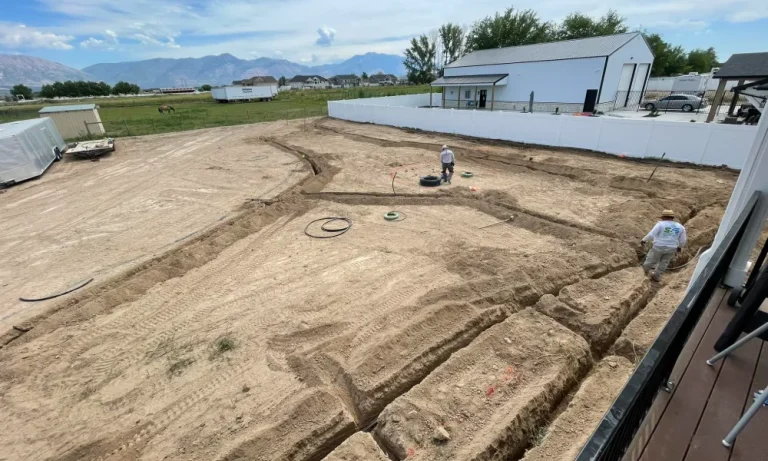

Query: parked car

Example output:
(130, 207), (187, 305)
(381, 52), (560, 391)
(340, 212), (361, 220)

(644, 94), (708, 112)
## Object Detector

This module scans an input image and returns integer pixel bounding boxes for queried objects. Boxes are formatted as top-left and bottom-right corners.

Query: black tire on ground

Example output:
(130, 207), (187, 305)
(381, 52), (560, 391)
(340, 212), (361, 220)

(419, 175), (441, 187)
(727, 288), (743, 307)
(682, 104), (693, 112)
(645, 103), (655, 111)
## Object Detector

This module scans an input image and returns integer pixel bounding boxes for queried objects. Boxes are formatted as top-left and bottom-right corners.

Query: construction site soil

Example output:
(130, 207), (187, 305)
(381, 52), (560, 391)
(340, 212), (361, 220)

(0, 117), (741, 461)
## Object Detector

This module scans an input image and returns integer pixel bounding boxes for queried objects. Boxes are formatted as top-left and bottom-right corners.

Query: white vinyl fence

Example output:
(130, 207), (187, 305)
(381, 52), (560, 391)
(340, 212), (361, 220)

(328, 94), (756, 169)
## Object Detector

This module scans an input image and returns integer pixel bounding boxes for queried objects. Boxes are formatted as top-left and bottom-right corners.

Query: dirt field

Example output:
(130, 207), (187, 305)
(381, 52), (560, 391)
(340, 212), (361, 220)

(0, 117), (739, 461)
(0, 121), (309, 338)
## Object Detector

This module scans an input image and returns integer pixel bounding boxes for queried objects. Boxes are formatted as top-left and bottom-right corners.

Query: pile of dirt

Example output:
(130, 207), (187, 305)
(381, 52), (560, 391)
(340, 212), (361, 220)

(521, 356), (633, 461)
(375, 309), (591, 461)
(323, 432), (390, 461)
(611, 265), (696, 363)
(535, 268), (653, 352)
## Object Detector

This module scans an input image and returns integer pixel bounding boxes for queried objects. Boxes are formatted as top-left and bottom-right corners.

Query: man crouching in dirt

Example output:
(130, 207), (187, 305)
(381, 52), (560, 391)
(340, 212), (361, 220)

(440, 145), (455, 184)
(641, 209), (687, 282)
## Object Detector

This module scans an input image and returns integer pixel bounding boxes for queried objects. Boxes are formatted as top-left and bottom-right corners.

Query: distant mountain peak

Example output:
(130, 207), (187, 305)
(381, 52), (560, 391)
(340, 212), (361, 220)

(82, 53), (405, 88)
(0, 54), (90, 87)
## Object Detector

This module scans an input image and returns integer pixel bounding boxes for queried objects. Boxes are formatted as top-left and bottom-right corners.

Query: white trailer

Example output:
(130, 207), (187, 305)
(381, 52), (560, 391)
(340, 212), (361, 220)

(1, 118), (66, 187)
(211, 85), (275, 102)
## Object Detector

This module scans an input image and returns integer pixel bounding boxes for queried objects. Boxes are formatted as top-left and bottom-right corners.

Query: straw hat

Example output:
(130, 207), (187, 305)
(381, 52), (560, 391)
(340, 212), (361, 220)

(661, 209), (675, 218)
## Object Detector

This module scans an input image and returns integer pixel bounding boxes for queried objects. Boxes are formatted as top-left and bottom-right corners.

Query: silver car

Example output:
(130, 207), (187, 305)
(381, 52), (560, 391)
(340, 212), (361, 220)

(644, 94), (708, 112)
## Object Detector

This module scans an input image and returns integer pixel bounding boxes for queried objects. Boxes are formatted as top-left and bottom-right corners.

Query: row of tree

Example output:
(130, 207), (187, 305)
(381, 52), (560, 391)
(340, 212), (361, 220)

(404, 8), (720, 84)
(37, 80), (141, 98)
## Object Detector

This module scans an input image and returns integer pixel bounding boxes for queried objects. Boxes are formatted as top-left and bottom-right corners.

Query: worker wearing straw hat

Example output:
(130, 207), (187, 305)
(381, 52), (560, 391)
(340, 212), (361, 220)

(641, 209), (687, 282)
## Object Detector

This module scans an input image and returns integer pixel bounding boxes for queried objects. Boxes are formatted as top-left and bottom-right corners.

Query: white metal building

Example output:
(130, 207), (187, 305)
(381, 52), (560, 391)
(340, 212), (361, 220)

(39, 104), (104, 139)
(431, 33), (654, 113)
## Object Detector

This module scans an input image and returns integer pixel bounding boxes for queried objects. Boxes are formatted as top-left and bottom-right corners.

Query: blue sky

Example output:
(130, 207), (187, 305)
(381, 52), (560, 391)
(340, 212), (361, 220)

(0, 0), (766, 69)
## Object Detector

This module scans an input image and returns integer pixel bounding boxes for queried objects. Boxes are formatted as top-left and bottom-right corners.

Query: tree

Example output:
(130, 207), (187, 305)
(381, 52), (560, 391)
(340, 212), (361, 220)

(40, 84), (56, 99)
(556, 10), (628, 40)
(643, 33), (688, 76)
(200, 84), (212, 91)
(11, 84), (33, 100)
(465, 7), (552, 52)
(278, 76), (287, 86)
(686, 47), (718, 74)
(112, 81), (141, 95)
(403, 34), (436, 84)
(438, 23), (465, 68)
(361, 72), (369, 79)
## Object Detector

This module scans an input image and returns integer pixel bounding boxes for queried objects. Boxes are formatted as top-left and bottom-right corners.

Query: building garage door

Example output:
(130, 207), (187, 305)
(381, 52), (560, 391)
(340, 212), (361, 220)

(617, 64), (635, 107)
(627, 63), (650, 107)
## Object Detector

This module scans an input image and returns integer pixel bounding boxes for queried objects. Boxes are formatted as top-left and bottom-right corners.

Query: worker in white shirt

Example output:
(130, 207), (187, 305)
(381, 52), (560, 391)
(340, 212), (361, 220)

(641, 209), (687, 282)
(440, 145), (455, 184)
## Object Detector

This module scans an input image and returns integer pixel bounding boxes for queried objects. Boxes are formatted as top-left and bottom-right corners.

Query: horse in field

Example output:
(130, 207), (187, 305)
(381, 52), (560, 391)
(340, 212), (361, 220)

(158, 105), (175, 114)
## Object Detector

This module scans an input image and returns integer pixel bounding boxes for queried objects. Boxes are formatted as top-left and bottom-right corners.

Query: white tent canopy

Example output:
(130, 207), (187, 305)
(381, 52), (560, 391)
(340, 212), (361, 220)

(0, 118), (66, 186)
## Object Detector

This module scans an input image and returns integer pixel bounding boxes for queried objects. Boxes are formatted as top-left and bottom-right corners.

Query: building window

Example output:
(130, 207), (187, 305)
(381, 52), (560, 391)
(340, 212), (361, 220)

(465, 90), (471, 99)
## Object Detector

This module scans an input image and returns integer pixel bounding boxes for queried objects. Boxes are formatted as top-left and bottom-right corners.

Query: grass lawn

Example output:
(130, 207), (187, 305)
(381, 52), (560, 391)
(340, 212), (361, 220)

(0, 86), (433, 139)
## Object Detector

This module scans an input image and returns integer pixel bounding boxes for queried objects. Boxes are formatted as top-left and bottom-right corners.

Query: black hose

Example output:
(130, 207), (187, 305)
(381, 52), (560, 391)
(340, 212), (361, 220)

(19, 278), (94, 302)
(305, 217), (352, 238)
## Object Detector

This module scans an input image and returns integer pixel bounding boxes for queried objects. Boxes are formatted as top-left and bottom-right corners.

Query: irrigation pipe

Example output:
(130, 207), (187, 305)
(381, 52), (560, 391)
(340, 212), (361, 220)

(305, 217), (353, 238)
(19, 278), (94, 302)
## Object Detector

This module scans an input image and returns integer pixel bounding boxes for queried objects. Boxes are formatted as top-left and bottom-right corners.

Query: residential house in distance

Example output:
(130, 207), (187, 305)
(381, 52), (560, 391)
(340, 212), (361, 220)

(232, 76), (278, 94)
(431, 32), (654, 113)
(330, 74), (361, 88)
(367, 74), (399, 86)
(289, 75), (330, 90)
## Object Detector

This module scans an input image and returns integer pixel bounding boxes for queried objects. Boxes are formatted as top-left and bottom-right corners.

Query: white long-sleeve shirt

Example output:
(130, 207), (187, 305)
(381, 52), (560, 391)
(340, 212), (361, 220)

(440, 149), (454, 164)
(643, 220), (687, 249)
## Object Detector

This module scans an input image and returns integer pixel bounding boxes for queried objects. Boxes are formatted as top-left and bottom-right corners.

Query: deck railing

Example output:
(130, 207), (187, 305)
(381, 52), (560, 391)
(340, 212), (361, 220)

(576, 191), (761, 461)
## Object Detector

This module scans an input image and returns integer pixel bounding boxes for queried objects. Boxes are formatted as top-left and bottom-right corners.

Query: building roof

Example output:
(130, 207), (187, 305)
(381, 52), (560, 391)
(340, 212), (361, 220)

(233, 76), (277, 85)
(289, 75), (328, 83)
(431, 74), (508, 86)
(39, 104), (96, 114)
(0, 118), (48, 139)
(332, 74), (359, 80)
(713, 53), (768, 79)
(447, 32), (643, 68)
(369, 74), (398, 82)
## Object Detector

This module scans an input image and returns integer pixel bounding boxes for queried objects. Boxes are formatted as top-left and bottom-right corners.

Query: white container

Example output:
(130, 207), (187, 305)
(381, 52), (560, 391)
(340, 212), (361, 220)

(0, 118), (66, 186)
(211, 85), (276, 102)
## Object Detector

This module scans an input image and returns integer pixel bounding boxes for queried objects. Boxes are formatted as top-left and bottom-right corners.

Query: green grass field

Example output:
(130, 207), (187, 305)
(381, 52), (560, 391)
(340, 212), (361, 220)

(0, 86), (433, 139)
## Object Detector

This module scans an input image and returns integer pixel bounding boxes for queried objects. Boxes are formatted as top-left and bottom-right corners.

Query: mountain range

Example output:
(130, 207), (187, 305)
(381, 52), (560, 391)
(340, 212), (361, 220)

(0, 53), (406, 90)
(0, 55), (90, 89)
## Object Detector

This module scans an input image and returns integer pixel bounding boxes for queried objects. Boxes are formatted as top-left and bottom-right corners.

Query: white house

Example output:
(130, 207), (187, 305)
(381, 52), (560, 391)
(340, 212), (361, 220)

(431, 32), (654, 113)
(289, 75), (330, 90)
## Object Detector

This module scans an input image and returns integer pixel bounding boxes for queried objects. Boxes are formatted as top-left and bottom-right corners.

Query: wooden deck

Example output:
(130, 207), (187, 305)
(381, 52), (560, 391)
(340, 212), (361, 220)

(630, 289), (768, 461)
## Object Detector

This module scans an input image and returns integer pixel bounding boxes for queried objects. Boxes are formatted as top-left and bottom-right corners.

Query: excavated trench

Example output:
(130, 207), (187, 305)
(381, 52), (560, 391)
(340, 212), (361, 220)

(0, 120), (734, 461)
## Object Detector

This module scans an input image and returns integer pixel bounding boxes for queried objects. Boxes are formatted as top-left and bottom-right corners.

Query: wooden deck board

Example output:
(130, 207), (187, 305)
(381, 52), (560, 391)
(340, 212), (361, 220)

(639, 298), (731, 461)
(624, 289), (726, 461)
(637, 291), (768, 461)
(729, 341), (768, 461)
(684, 323), (761, 461)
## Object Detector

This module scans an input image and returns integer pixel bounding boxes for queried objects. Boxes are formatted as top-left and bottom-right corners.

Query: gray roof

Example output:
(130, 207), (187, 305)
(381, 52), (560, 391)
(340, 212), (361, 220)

(431, 74), (508, 86)
(714, 53), (768, 79)
(289, 75), (328, 83)
(332, 74), (359, 79)
(233, 76), (277, 85)
(0, 118), (48, 139)
(447, 32), (642, 68)
(39, 104), (96, 114)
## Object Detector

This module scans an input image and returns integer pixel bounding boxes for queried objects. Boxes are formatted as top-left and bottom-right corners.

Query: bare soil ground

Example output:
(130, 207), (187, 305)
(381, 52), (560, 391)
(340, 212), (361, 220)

(0, 121), (309, 338)
(0, 117), (738, 461)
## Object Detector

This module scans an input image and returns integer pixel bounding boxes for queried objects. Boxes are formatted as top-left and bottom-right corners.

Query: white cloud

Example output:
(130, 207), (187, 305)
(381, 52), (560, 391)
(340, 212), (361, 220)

(12, 0), (768, 64)
(0, 22), (74, 50)
(315, 26), (336, 47)
(105, 29), (119, 43)
(80, 37), (105, 48)
(133, 33), (180, 49)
